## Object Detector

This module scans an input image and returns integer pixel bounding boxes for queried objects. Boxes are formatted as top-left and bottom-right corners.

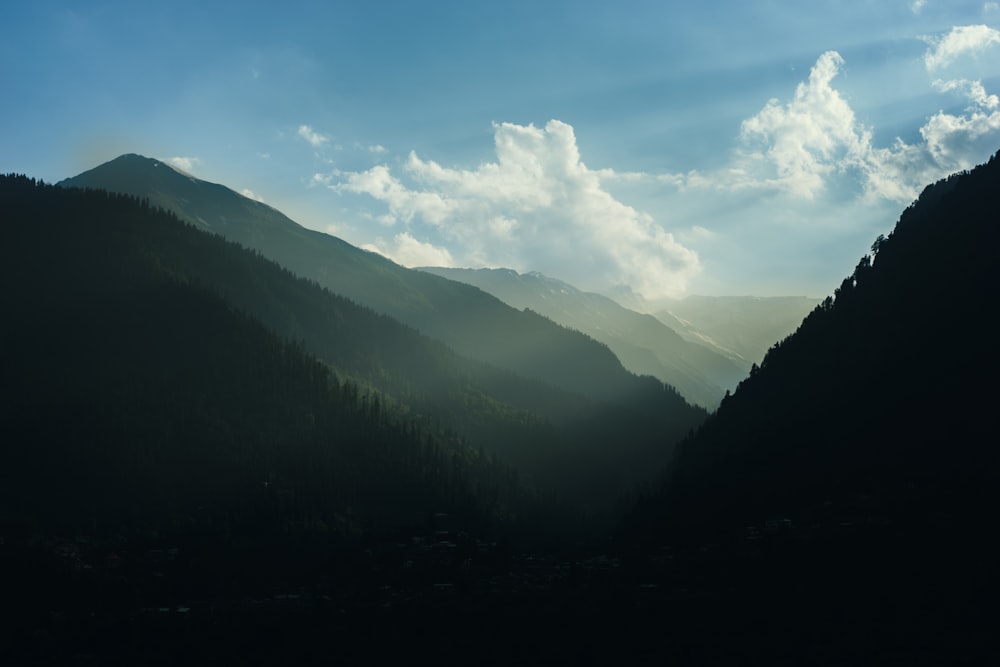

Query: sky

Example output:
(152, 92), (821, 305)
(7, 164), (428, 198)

(2, 1), (999, 300)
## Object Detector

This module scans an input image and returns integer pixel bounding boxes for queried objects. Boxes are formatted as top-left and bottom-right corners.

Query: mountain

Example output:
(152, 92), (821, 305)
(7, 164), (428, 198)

(614, 153), (1000, 663)
(0, 174), (548, 540)
(38, 167), (708, 512)
(651, 294), (821, 365)
(630, 151), (1000, 556)
(419, 267), (746, 409)
(59, 155), (696, 417)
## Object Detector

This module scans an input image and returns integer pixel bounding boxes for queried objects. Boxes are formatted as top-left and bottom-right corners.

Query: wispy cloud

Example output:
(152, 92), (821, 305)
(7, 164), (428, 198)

(297, 124), (329, 147)
(933, 78), (999, 109)
(911, 0), (927, 15)
(336, 120), (701, 299)
(922, 24), (1000, 70)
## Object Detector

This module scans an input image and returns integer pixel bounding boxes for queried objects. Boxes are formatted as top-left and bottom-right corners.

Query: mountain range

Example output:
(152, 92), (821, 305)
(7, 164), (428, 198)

(4, 148), (997, 663)
(60, 155), (676, 410)
(54, 155), (713, 512)
(419, 267), (748, 409)
(60, 154), (815, 412)
(650, 294), (820, 365)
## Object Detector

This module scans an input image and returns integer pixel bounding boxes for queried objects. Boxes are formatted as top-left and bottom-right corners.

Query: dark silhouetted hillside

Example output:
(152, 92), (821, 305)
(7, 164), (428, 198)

(641, 152), (999, 531)
(618, 153), (1000, 663)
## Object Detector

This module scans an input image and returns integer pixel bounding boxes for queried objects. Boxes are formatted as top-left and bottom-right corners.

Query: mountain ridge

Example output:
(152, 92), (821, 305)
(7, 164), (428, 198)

(630, 150), (1000, 537)
(59, 154), (697, 417)
(52, 160), (707, 511)
(419, 266), (748, 409)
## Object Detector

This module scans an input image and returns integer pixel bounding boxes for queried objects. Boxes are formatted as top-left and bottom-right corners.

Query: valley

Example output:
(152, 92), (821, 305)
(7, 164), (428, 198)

(2, 150), (998, 664)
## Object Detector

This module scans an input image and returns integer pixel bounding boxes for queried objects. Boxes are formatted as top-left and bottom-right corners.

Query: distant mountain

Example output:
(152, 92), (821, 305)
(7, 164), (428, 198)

(59, 155), (697, 419)
(630, 151), (1000, 540)
(652, 295), (821, 365)
(419, 267), (745, 409)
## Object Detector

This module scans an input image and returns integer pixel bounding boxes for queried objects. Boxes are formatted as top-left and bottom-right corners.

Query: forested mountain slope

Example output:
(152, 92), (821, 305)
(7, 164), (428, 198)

(3, 175), (704, 519)
(420, 267), (745, 409)
(633, 151), (1000, 535)
(60, 155), (697, 417)
(0, 174), (549, 542)
(610, 153), (1000, 663)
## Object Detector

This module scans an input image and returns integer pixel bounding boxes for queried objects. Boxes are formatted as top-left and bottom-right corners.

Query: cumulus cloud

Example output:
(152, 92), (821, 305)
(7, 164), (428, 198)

(736, 51), (873, 199)
(336, 120), (700, 299)
(923, 24), (1000, 70)
(297, 124), (329, 147)
(911, 0), (927, 14)
(665, 47), (1000, 204)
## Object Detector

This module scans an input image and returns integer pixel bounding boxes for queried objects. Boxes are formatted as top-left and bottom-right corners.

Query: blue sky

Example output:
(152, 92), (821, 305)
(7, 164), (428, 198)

(2, 1), (999, 300)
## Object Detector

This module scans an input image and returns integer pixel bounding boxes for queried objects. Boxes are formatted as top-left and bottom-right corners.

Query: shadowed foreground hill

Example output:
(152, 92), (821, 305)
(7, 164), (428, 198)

(639, 151), (999, 530)
(620, 152), (1000, 661)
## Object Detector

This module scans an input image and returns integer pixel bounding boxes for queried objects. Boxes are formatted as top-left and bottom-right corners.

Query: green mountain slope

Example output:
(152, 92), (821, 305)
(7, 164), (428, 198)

(420, 267), (746, 409)
(14, 171), (706, 513)
(0, 174), (547, 540)
(59, 155), (694, 415)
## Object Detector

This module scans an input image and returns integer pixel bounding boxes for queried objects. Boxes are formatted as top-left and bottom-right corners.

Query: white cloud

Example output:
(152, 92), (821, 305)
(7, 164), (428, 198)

(339, 163), (458, 226)
(919, 105), (1000, 165)
(336, 120), (700, 299)
(166, 156), (200, 173)
(911, 0), (927, 14)
(736, 51), (873, 199)
(932, 78), (1000, 109)
(364, 232), (455, 268)
(369, 144), (387, 154)
(663, 48), (1000, 204)
(240, 188), (266, 203)
(297, 124), (329, 147)
(309, 172), (333, 188)
(923, 25), (1000, 71)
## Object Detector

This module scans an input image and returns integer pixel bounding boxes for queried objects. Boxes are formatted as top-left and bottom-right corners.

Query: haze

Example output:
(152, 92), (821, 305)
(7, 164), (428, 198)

(2, 1), (999, 298)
